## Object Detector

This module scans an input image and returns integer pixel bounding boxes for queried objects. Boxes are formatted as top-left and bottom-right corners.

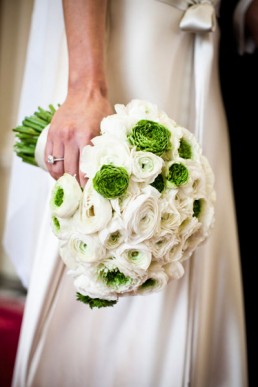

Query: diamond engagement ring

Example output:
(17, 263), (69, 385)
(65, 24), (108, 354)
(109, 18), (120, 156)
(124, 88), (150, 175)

(47, 155), (65, 164)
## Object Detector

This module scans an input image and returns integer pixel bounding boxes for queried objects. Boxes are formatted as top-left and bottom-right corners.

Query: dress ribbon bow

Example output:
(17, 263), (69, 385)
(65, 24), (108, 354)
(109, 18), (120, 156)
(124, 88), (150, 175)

(180, 1), (217, 32)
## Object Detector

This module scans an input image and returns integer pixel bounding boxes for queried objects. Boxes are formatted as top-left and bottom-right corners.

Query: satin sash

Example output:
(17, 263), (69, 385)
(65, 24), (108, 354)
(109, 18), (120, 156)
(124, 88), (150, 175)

(156, 1), (218, 385)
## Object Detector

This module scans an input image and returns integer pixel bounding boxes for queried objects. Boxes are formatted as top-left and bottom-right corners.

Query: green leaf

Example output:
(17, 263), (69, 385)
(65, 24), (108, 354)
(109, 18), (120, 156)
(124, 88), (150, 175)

(76, 292), (117, 309)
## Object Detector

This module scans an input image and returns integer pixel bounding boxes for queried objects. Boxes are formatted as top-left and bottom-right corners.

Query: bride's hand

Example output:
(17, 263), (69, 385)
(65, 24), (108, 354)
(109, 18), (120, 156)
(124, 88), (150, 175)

(45, 89), (113, 188)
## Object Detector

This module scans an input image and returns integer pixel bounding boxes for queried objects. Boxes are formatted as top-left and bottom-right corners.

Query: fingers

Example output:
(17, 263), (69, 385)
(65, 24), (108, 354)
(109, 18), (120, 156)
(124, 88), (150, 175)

(45, 130), (64, 180)
(47, 139), (65, 180)
(64, 143), (80, 179)
(77, 146), (86, 188)
(79, 166), (87, 189)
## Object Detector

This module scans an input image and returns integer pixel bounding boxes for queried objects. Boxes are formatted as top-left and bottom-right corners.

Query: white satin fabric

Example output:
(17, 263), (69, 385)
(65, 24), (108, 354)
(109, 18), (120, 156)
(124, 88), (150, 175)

(7, 0), (247, 386)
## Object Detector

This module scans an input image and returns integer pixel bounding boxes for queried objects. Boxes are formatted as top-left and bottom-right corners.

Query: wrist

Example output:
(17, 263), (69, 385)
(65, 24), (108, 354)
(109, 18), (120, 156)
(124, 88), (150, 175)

(68, 74), (108, 99)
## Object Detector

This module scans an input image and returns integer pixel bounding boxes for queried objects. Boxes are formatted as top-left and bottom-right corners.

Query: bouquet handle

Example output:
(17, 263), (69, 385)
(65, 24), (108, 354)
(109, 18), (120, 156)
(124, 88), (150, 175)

(35, 125), (50, 171)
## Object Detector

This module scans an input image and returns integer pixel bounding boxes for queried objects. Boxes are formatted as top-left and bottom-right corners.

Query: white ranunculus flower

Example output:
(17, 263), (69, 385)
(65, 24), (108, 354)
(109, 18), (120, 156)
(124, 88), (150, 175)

(178, 159), (207, 197)
(136, 262), (168, 295)
(50, 173), (82, 218)
(80, 134), (131, 178)
(180, 230), (204, 262)
(73, 271), (118, 301)
(146, 231), (178, 261)
(110, 180), (141, 215)
(74, 181), (112, 234)
(176, 126), (202, 162)
(116, 243), (152, 274)
(159, 190), (182, 231)
(193, 198), (215, 236)
(68, 232), (106, 264)
(158, 110), (177, 131)
(59, 240), (78, 270)
(164, 261), (185, 280)
(131, 149), (164, 184)
(174, 191), (194, 222)
(100, 114), (130, 140)
(98, 214), (126, 249)
(50, 215), (74, 240)
(165, 241), (184, 262)
(201, 155), (216, 199)
(123, 185), (160, 243)
(115, 99), (160, 122)
(179, 217), (201, 244)
(96, 256), (143, 294)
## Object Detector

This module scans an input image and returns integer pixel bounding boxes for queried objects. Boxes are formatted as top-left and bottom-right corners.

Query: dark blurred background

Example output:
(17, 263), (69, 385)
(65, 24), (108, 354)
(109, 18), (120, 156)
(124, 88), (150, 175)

(219, 1), (258, 385)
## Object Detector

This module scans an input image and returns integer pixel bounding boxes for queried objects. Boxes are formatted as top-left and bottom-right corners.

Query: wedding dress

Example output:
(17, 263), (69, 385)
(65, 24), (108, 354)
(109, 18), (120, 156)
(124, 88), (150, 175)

(5, 0), (247, 386)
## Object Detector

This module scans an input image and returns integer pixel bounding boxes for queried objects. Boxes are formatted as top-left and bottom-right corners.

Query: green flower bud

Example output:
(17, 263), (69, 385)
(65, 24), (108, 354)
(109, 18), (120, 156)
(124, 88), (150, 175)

(93, 164), (129, 199)
(178, 138), (192, 159)
(99, 267), (132, 289)
(128, 120), (171, 155)
(150, 173), (165, 193)
(141, 278), (157, 289)
(193, 199), (202, 218)
(53, 187), (64, 207)
(52, 216), (60, 231)
(167, 163), (189, 187)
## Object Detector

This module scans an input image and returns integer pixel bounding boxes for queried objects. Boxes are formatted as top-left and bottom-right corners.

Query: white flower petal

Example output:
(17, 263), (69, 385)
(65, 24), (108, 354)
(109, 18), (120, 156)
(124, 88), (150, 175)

(146, 232), (178, 261)
(136, 263), (168, 295)
(75, 181), (112, 234)
(50, 173), (82, 218)
(131, 149), (164, 184)
(98, 215), (126, 249)
(68, 232), (106, 264)
(123, 186), (160, 243)
(50, 215), (74, 240)
(116, 243), (152, 274)
(80, 135), (131, 178)
(164, 261), (185, 280)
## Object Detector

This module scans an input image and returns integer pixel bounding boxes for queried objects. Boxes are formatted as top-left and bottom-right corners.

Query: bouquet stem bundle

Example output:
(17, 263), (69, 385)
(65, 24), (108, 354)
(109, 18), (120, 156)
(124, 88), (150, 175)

(13, 105), (57, 166)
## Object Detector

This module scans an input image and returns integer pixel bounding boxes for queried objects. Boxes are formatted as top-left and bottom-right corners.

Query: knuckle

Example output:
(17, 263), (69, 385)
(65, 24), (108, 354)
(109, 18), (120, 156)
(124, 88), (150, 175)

(61, 126), (76, 142)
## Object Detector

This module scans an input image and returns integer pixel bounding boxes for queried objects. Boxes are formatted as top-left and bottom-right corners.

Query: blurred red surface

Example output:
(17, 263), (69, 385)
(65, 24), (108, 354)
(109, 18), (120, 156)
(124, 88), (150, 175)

(0, 297), (24, 387)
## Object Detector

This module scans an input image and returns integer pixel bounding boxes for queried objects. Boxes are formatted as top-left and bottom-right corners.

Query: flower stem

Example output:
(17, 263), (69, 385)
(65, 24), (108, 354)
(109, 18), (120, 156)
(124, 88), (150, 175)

(13, 104), (58, 166)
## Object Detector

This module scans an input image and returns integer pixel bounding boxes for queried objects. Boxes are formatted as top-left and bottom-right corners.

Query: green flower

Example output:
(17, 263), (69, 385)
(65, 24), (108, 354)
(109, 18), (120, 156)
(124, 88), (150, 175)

(167, 163), (189, 187)
(53, 187), (64, 207)
(52, 216), (60, 231)
(178, 138), (192, 159)
(128, 120), (171, 155)
(141, 278), (157, 289)
(99, 267), (132, 289)
(93, 165), (129, 199)
(193, 199), (202, 218)
(151, 173), (165, 193)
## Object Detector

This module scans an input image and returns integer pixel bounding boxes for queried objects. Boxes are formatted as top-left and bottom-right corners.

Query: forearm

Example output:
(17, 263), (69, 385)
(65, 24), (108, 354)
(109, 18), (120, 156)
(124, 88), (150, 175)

(62, 0), (108, 95)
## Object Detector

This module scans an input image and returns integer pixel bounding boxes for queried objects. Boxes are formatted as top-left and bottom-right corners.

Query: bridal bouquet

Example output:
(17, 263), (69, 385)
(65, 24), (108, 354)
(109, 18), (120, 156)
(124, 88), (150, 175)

(13, 99), (216, 308)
